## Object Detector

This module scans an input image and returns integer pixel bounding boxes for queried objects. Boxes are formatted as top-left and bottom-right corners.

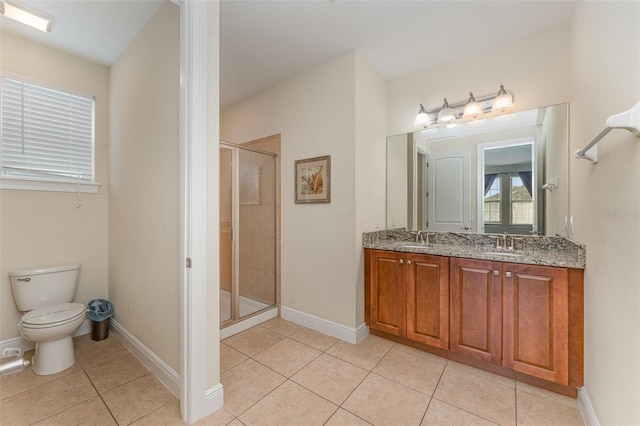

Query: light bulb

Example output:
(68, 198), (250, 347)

(413, 104), (431, 128)
(437, 98), (456, 123)
(463, 92), (483, 118)
(491, 84), (513, 112)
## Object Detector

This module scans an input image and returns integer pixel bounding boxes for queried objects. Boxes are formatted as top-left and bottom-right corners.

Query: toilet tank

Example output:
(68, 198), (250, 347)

(9, 264), (81, 311)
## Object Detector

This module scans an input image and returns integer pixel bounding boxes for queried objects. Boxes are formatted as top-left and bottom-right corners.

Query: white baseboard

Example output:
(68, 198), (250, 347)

(281, 306), (369, 344)
(204, 383), (224, 417)
(0, 335), (34, 354)
(578, 387), (600, 426)
(0, 319), (92, 354)
(110, 319), (180, 398)
(220, 307), (278, 340)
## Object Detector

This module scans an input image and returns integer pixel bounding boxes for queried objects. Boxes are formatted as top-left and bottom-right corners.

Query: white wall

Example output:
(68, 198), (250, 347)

(569, 2), (640, 424)
(206, 0), (222, 390)
(108, 2), (181, 371)
(354, 54), (387, 326)
(222, 52), (363, 328)
(0, 31), (110, 341)
(388, 23), (571, 136)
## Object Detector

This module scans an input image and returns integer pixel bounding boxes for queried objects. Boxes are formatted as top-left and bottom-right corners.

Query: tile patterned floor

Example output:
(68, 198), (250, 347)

(0, 318), (585, 425)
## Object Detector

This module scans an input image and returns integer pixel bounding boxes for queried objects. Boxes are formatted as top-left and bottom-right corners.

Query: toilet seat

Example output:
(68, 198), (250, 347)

(20, 303), (86, 329)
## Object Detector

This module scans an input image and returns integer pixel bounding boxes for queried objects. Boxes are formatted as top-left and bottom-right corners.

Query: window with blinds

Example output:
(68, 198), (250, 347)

(1, 76), (95, 183)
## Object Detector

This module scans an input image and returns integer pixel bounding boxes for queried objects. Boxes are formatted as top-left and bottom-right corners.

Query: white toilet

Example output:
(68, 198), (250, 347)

(9, 264), (86, 375)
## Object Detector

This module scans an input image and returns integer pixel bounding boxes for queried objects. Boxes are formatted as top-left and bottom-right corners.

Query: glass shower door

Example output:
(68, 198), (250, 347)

(219, 147), (233, 323)
(220, 143), (277, 326)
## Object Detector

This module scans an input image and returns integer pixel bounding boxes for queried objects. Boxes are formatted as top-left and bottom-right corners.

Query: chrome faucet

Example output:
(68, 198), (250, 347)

(415, 230), (430, 244)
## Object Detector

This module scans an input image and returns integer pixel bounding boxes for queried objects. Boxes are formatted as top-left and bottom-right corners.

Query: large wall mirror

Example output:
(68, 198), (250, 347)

(386, 103), (569, 236)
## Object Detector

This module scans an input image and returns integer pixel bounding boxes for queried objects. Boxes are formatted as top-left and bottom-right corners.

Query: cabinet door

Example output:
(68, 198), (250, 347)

(369, 250), (406, 337)
(450, 258), (502, 364)
(503, 264), (569, 385)
(406, 254), (449, 349)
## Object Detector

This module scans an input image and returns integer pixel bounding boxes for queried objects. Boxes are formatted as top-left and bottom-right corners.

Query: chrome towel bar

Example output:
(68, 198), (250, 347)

(575, 101), (640, 164)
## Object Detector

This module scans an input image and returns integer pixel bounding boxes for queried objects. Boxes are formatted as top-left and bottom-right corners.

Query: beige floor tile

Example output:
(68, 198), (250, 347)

(227, 421), (243, 426)
(221, 343), (249, 374)
(222, 326), (284, 357)
(342, 373), (430, 426)
(131, 400), (185, 426)
(238, 380), (337, 426)
(516, 389), (584, 426)
(289, 327), (339, 351)
(291, 354), (368, 405)
(433, 365), (515, 426)
(196, 407), (236, 425)
(422, 398), (497, 425)
(84, 352), (149, 393)
(74, 335), (130, 370)
(516, 381), (580, 409)
(0, 369), (97, 426)
(260, 317), (304, 336)
(33, 396), (116, 426)
(0, 362), (82, 400)
(446, 360), (515, 389)
(373, 345), (446, 396)
(221, 358), (286, 416)
(253, 338), (321, 377)
(326, 334), (394, 370)
(101, 374), (176, 424)
(325, 408), (372, 425)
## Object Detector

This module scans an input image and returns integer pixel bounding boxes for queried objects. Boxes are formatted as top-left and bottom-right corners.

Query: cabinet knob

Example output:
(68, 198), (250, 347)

(493, 270), (499, 276)
(407, 260), (412, 265)
(505, 271), (512, 278)
(399, 259), (404, 264)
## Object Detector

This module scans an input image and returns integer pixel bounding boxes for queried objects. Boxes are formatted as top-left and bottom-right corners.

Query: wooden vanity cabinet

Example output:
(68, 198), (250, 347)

(365, 248), (584, 395)
(502, 264), (571, 385)
(366, 249), (449, 349)
(406, 254), (449, 349)
(367, 250), (406, 337)
(449, 258), (503, 364)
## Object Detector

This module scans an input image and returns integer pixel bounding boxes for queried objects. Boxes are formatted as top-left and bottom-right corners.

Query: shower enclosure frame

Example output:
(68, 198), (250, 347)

(219, 141), (278, 332)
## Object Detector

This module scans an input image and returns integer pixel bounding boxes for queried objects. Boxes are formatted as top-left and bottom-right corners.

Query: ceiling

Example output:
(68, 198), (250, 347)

(1, 1), (576, 107)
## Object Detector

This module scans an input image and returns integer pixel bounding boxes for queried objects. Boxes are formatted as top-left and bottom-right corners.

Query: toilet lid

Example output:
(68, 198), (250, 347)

(21, 303), (86, 327)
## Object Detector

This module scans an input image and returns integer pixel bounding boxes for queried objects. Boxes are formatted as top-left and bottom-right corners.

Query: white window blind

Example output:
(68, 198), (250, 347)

(1, 76), (95, 182)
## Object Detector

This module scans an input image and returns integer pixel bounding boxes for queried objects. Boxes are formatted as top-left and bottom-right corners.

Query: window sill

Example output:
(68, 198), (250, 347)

(0, 177), (101, 193)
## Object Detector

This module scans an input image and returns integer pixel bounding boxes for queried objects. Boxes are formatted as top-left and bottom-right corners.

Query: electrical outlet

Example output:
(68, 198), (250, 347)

(375, 214), (380, 228)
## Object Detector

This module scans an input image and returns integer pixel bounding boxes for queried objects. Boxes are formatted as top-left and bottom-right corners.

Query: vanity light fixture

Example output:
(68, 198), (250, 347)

(0, 0), (55, 32)
(491, 84), (513, 112)
(413, 103), (431, 128)
(413, 84), (514, 130)
(462, 92), (483, 118)
(437, 98), (456, 123)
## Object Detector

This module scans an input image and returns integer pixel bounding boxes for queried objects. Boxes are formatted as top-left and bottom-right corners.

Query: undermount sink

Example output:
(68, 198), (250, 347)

(484, 251), (524, 257)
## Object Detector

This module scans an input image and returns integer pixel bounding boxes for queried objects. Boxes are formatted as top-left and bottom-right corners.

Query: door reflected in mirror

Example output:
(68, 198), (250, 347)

(386, 103), (569, 237)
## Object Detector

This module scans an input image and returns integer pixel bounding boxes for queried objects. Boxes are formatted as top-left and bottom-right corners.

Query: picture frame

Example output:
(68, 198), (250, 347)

(295, 155), (331, 204)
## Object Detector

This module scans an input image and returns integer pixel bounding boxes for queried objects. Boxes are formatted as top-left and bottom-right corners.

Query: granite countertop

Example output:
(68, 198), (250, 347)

(363, 230), (586, 269)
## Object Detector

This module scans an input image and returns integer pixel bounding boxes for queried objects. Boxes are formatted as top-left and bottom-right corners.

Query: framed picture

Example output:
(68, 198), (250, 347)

(295, 155), (331, 204)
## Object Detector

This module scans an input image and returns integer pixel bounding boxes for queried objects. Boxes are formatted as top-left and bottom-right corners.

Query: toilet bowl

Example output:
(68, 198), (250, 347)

(9, 264), (84, 376)
(19, 303), (86, 375)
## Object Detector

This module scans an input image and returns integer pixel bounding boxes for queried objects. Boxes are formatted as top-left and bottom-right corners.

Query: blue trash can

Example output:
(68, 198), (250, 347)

(87, 299), (114, 341)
